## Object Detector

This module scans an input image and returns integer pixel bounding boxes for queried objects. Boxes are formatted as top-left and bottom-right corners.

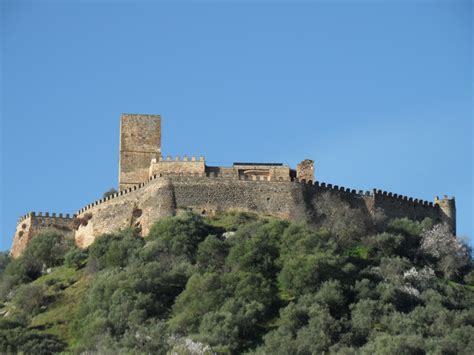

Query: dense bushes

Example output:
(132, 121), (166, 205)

(0, 210), (472, 353)
(0, 317), (65, 354)
(0, 231), (74, 299)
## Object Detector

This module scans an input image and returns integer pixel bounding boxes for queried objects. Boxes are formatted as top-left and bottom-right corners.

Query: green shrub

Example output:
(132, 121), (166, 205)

(226, 219), (284, 279)
(196, 235), (229, 272)
(147, 212), (211, 262)
(0, 252), (10, 277)
(23, 231), (74, 268)
(1, 212), (472, 353)
(0, 255), (42, 299)
(64, 247), (88, 269)
(0, 317), (65, 353)
(278, 252), (345, 297)
(464, 270), (474, 285)
(87, 228), (144, 270)
(12, 284), (46, 315)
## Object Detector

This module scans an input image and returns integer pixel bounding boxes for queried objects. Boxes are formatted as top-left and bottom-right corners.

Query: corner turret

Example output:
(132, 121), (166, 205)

(10, 212), (75, 258)
(296, 159), (314, 182)
(434, 195), (456, 234)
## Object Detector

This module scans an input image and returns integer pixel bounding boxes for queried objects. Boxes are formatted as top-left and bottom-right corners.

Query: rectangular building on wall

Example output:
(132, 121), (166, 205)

(119, 114), (161, 190)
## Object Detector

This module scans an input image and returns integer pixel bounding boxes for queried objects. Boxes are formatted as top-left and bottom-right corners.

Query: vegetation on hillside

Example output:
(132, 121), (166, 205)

(0, 195), (473, 354)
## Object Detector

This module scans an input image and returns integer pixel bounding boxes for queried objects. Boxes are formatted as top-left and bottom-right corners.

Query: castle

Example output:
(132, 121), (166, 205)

(10, 114), (456, 258)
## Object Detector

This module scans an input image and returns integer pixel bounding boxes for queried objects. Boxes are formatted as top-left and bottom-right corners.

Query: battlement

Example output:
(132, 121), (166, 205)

(313, 180), (372, 196)
(75, 172), (445, 223)
(11, 113), (457, 257)
(77, 171), (285, 215)
(17, 212), (76, 224)
(154, 155), (205, 162)
(372, 189), (435, 207)
(11, 211), (76, 258)
(149, 154), (206, 178)
(311, 181), (438, 207)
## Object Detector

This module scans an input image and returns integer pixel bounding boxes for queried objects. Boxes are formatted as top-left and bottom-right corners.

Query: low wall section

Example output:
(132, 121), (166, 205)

(11, 212), (76, 258)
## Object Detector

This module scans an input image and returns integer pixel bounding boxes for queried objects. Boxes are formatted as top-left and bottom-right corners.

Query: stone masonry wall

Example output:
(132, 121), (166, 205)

(12, 177), (451, 256)
(119, 114), (161, 190)
(74, 175), (308, 248)
(72, 176), (449, 250)
(308, 182), (442, 224)
(149, 156), (206, 177)
(10, 213), (75, 258)
(372, 189), (441, 223)
(297, 159), (315, 182)
(171, 176), (306, 219)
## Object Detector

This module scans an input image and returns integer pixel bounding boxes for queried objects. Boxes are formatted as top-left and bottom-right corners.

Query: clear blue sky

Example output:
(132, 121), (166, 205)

(1, 0), (472, 251)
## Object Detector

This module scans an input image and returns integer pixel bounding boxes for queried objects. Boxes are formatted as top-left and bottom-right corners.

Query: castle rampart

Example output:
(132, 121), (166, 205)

(11, 212), (76, 258)
(70, 174), (455, 249)
(10, 113), (457, 257)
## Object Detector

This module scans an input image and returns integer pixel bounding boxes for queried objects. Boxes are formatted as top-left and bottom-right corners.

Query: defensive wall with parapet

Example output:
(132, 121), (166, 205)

(11, 212), (76, 258)
(69, 172), (454, 249)
(10, 113), (456, 257)
(11, 170), (456, 255)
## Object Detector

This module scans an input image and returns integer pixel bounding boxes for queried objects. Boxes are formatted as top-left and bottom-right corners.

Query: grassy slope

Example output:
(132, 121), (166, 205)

(28, 266), (90, 348)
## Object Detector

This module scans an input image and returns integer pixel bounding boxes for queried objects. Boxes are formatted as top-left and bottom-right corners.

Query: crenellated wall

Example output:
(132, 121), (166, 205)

(11, 174), (455, 256)
(371, 189), (441, 223)
(10, 114), (457, 258)
(69, 175), (452, 249)
(11, 212), (76, 258)
(149, 155), (206, 177)
(73, 174), (308, 248)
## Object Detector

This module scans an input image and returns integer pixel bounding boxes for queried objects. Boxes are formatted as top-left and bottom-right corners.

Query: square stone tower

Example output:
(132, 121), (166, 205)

(119, 114), (161, 190)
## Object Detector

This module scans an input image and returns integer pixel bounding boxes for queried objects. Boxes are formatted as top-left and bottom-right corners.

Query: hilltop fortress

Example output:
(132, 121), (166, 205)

(11, 114), (456, 257)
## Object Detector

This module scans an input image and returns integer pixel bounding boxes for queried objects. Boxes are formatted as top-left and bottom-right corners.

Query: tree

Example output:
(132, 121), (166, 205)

(0, 255), (42, 299)
(147, 212), (211, 263)
(12, 284), (46, 315)
(196, 235), (229, 272)
(420, 224), (470, 279)
(0, 252), (10, 277)
(168, 273), (227, 333)
(259, 295), (342, 354)
(226, 220), (284, 279)
(23, 231), (73, 268)
(87, 228), (143, 270)
(278, 252), (345, 297)
(360, 334), (426, 355)
(314, 192), (369, 246)
(64, 247), (88, 269)
(350, 299), (393, 345)
(0, 318), (65, 354)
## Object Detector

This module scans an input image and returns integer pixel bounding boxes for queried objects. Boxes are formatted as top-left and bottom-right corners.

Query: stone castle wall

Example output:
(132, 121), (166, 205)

(297, 159), (315, 183)
(70, 175), (451, 249)
(74, 175), (308, 248)
(10, 114), (456, 257)
(149, 156), (206, 177)
(11, 212), (76, 258)
(11, 175), (454, 254)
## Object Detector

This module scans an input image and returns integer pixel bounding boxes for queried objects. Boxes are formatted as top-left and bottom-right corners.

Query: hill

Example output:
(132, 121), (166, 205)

(0, 207), (473, 354)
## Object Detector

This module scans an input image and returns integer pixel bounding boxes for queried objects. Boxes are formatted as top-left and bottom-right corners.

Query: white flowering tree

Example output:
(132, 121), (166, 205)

(420, 224), (471, 279)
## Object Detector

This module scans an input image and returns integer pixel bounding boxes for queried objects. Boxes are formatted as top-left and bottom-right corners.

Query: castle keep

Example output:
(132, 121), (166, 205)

(10, 114), (456, 257)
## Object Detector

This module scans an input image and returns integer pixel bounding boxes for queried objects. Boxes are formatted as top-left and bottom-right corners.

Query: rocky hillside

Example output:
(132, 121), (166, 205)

(0, 203), (473, 354)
